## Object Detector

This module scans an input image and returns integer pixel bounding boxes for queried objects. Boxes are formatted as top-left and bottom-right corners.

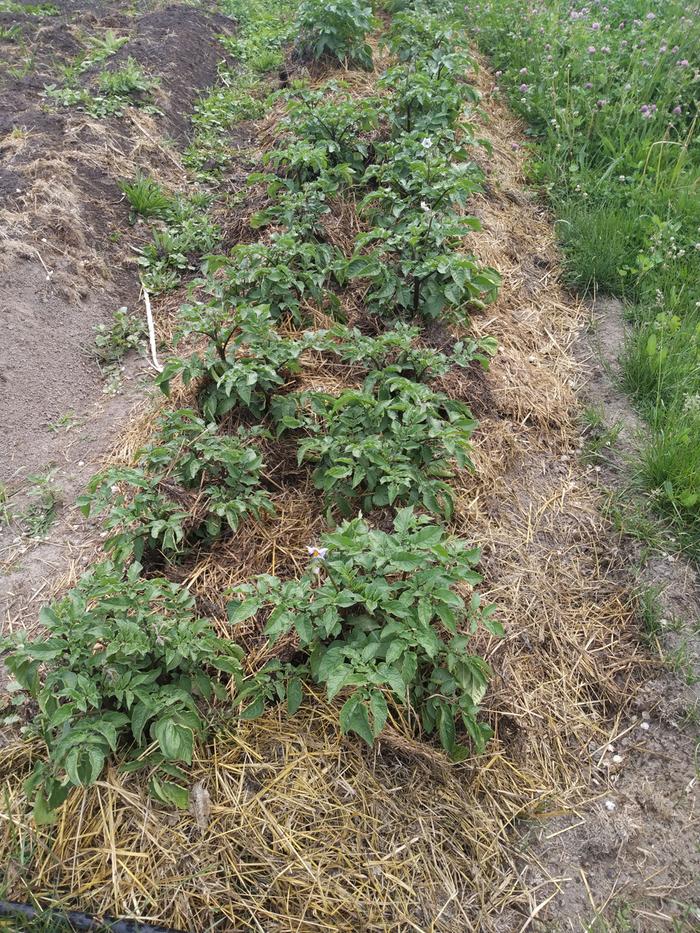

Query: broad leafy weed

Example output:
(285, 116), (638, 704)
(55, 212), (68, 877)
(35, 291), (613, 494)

(93, 306), (145, 363)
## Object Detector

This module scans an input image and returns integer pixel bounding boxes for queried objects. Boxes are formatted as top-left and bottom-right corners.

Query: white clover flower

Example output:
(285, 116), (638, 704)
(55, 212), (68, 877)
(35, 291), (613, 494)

(421, 137), (433, 150)
(682, 393), (700, 415)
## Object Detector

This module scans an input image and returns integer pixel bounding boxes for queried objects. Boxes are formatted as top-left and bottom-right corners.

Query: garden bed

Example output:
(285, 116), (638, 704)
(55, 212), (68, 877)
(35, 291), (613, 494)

(1, 1), (698, 931)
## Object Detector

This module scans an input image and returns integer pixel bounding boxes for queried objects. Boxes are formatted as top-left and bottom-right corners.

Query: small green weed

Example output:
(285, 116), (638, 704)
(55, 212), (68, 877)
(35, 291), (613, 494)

(45, 411), (83, 434)
(93, 306), (145, 363)
(667, 641), (700, 687)
(61, 29), (128, 81)
(0, 1), (58, 14)
(21, 470), (61, 538)
(0, 23), (22, 40)
(44, 58), (158, 118)
(633, 584), (664, 644)
(0, 482), (12, 527)
(579, 406), (623, 466)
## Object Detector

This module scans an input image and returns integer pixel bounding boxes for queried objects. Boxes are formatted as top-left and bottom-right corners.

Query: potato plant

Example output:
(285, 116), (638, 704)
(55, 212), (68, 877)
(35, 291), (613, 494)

(79, 410), (273, 563)
(229, 508), (502, 756)
(361, 130), (485, 226)
(9, 5), (506, 821)
(274, 373), (477, 518)
(249, 173), (344, 238)
(345, 212), (501, 319)
(295, 0), (376, 69)
(316, 322), (498, 381)
(5, 561), (245, 821)
(380, 62), (479, 135)
(204, 234), (338, 324)
(279, 87), (380, 174)
(156, 302), (310, 420)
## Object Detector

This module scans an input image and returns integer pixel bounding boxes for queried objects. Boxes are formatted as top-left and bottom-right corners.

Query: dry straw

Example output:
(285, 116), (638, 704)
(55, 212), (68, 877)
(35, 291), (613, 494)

(0, 49), (645, 932)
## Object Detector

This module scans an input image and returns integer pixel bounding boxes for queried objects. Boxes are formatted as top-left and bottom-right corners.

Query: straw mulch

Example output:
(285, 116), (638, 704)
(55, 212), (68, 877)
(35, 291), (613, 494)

(0, 51), (647, 933)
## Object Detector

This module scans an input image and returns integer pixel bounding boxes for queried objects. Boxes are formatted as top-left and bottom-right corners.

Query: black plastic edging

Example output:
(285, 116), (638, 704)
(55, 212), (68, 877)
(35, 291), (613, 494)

(0, 901), (188, 933)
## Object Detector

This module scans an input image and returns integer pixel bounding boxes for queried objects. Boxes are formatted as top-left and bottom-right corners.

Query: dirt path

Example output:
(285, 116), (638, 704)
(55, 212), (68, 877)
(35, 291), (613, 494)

(521, 296), (700, 932)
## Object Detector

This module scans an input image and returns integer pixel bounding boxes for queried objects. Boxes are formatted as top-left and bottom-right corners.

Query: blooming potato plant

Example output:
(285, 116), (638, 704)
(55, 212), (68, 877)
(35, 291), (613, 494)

(274, 373), (477, 518)
(5, 562), (244, 821)
(79, 410), (273, 563)
(361, 130), (485, 226)
(8, 4), (506, 826)
(229, 508), (502, 756)
(279, 87), (380, 175)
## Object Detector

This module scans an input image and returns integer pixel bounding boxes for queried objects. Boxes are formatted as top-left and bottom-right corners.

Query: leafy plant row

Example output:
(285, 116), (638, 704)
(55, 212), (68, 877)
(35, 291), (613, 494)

(5, 0), (505, 820)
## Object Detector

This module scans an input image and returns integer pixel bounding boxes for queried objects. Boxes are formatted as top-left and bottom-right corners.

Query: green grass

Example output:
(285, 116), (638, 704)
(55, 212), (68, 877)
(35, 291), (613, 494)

(465, 0), (700, 556)
(0, 1), (58, 14)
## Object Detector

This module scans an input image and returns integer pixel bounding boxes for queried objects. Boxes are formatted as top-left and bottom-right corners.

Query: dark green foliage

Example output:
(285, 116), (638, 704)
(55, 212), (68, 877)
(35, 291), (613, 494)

(277, 372), (478, 518)
(295, 0), (376, 69)
(79, 410), (273, 562)
(229, 508), (502, 756)
(5, 562), (244, 821)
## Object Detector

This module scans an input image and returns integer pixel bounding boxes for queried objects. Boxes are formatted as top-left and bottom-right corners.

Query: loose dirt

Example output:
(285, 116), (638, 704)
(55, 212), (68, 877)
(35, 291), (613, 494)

(521, 296), (700, 932)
